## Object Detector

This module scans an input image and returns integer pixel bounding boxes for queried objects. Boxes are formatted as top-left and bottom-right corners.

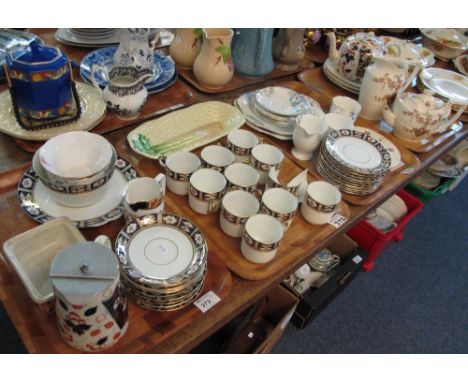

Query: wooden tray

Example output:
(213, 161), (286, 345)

(177, 58), (314, 94)
(263, 79), (421, 206)
(298, 68), (467, 152)
(116, 135), (350, 281)
(0, 164), (232, 354)
(12, 78), (197, 153)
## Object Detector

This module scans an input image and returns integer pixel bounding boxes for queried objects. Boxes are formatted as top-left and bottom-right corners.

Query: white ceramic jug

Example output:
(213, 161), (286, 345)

(359, 56), (421, 120)
(292, 114), (328, 160)
(193, 28), (234, 88)
(169, 28), (203, 68)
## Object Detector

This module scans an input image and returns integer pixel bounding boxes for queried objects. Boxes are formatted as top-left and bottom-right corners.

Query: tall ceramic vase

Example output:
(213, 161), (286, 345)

(169, 28), (203, 68)
(272, 28), (305, 71)
(232, 28), (274, 77)
(193, 28), (234, 88)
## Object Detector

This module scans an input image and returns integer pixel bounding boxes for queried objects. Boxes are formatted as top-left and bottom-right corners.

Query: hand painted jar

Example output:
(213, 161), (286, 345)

(193, 28), (234, 88)
(169, 28), (204, 68)
(232, 28), (274, 77)
(50, 240), (128, 352)
(5, 41), (80, 130)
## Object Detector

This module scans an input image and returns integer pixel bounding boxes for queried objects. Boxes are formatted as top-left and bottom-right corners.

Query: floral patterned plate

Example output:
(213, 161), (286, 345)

(17, 157), (138, 228)
(255, 86), (314, 117)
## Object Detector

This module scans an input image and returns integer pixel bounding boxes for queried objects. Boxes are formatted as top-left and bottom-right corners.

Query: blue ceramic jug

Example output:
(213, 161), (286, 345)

(232, 28), (274, 77)
(5, 41), (80, 130)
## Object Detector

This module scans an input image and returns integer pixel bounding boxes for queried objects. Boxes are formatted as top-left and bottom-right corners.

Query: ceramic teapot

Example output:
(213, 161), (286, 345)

(4, 40), (80, 130)
(327, 32), (387, 82)
(359, 55), (420, 121)
(91, 65), (153, 118)
(383, 90), (466, 141)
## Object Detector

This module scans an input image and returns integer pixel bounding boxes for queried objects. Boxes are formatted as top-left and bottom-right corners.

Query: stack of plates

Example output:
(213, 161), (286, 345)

(80, 47), (177, 94)
(317, 129), (391, 195)
(115, 214), (208, 311)
(56, 28), (173, 48)
(322, 59), (361, 94)
(235, 86), (324, 140)
(414, 153), (462, 190)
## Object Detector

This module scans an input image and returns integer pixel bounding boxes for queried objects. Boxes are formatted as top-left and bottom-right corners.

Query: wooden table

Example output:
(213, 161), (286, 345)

(0, 29), (466, 353)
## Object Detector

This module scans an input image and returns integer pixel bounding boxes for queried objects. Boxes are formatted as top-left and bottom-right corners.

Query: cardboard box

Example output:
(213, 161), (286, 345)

(191, 285), (299, 354)
(287, 234), (366, 329)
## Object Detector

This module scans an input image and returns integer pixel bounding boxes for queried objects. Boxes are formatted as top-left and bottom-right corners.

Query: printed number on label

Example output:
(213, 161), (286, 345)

(194, 291), (221, 313)
(329, 213), (347, 228)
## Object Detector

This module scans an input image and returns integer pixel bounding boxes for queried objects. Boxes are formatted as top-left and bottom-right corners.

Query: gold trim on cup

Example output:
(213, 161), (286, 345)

(243, 230), (280, 253)
(189, 184), (225, 202)
(226, 140), (252, 157)
(260, 203), (297, 225)
(221, 206), (249, 225)
(305, 194), (338, 213)
(251, 158), (282, 172)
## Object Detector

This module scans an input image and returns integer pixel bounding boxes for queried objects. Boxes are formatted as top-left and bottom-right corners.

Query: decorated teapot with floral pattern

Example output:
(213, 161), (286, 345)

(327, 32), (387, 83)
(383, 90), (466, 141)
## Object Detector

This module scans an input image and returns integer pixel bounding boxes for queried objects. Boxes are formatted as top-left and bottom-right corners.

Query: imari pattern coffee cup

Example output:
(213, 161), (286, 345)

(226, 129), (260, 163)
(260, 188), (298, 230)
(241, 214), (284, 264)
(201, 144), (235, 172)
(220, 190), (259, 237)
(224, 162), (260, 194)
(301, 181), (341, 225)
(251, 144), (284, 185)
(160, 151), (201, 195)
(189, 168), (227, 214)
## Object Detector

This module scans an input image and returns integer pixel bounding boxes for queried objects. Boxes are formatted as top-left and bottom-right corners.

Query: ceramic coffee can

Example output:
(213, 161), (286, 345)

(50, 241), (128, 352)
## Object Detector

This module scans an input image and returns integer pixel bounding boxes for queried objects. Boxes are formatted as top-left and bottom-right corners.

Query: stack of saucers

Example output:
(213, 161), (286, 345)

(235, 86), (324, 140)
(115, 214), (208, 311)
(70, 29), (117, 40)
(413, 153), (462, 190)
(317, 129), (391, 195)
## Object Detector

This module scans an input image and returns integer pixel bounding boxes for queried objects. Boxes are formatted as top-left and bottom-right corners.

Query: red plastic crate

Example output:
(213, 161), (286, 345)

(346, 189), (424, 271)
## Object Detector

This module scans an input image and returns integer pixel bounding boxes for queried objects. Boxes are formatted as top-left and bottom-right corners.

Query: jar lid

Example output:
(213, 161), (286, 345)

(50, 242), (118, 304)
(7, 40), (67, 72)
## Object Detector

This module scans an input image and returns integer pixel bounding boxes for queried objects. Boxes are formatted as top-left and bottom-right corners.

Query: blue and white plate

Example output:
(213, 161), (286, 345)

(80, 47), (176, 93)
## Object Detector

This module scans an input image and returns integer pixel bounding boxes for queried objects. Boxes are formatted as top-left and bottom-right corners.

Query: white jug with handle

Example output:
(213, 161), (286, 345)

(359, 55), (421, 121)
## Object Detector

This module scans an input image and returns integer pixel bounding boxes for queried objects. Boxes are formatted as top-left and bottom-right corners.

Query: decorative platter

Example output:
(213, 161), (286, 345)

(0, 82), (106, 141)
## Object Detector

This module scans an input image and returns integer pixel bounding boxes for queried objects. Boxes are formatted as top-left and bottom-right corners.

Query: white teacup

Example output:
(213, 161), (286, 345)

(189, 168), (227, 214)
(330, 96), (362, 121)
(220, 190), (259, 237)
(124, 173), (166, 222)
(260, 188), (298, 230)
(160, 151), (201, 195)
(241, 214), (284, 264)
(224, 163), (260, 193)
(324, 113), (354, 132)
(251, 144), (284, 186)
(226, 129), (259, 163)
(201, 145), (235, 172)
(301, 181), (341, 225)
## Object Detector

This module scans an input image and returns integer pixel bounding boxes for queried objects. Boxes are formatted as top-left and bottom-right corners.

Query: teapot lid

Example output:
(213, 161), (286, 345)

(400, 90), (447, 112)
(6, 40), (67, 72)
(50, 242), (118, 304)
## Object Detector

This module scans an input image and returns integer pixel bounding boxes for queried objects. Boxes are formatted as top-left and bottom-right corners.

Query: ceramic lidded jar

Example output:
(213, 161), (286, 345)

(169, 28), (204, 68)
(50, 242), (128, 352)
(327, 32), (386, 82)
(5, 41), (80, 130)
(272, 28), (305, 71)
(193, 28), (234, 88)
(232, 28), (274, 77)
(383, 90), (466, 140)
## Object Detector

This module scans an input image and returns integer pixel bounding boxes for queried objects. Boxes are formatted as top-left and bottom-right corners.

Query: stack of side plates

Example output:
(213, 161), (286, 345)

(115, 214), (208, 311)
(70, 28), (117, 39)
(322, 59), (361, 94)
(413, 153), (462, 190)
(235, 86), (324, 140)
(317, 129), (391, 195)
